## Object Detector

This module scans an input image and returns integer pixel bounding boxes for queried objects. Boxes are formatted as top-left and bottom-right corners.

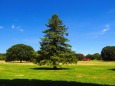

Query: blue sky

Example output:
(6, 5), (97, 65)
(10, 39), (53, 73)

(0, 0), (115, 55)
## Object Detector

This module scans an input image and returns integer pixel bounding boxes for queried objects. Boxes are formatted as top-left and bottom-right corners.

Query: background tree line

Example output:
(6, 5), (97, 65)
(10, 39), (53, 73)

(0, 53), (6, 60)
(1, 45), (115, 62)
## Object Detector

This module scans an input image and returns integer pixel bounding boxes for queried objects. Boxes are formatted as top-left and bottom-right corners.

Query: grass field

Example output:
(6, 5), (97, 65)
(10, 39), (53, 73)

(0, 61), (115, 86)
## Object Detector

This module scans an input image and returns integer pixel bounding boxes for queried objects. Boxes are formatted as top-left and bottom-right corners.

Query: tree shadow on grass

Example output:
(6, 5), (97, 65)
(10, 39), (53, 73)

(108, 68), (115, 71)
(0, 79), (110, 86)
(30, 67), (71, 70)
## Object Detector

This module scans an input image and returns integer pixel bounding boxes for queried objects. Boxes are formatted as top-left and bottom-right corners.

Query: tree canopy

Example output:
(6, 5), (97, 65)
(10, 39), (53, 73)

(101, 46), (115, 61)
(6, 44), (35, 62)
(37, 14), (76, 68)
(92, 53), (101, 60)
(0, 53), (6, 60)
(76, 53), (85, 61)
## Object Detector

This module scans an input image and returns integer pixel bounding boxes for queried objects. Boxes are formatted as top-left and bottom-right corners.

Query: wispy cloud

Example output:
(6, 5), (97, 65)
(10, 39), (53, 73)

(12, 25), (15, 29)
(11, 24), (24, 32)
(16, 26), (24, 32)
(102, 25), (110, 32)
(88, 24), (111, 38)
(18, 29), (24, 32)
(0, 26), (3, 29)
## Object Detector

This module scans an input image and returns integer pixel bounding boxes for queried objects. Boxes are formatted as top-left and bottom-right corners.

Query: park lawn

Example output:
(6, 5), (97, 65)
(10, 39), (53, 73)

(0, 61), (115, 86)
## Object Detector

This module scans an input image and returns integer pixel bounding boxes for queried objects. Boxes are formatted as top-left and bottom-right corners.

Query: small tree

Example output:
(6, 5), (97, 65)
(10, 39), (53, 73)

(6, 44), (35, 62)
(92, 53), (101, 60)
(38, 14), (74, 68)
(76, 53), (85, 61)
(85, 54), (93, 60)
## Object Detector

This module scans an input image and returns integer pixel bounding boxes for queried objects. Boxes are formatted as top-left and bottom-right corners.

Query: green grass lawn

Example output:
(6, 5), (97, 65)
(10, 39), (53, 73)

(0, 61), (115, 86)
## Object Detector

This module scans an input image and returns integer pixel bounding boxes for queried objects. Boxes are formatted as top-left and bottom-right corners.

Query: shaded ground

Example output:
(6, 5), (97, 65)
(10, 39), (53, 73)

(108, 68), (115, 71)
(30, 67), (71, 70)
(0, 79), (110, 86)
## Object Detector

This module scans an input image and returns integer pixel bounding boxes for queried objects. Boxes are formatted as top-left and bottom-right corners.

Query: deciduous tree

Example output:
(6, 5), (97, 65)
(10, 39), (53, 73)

(101, 46), (115, 61)
(6, 44), (35, 62)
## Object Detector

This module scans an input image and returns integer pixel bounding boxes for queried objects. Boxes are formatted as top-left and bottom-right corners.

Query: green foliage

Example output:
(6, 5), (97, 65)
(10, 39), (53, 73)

(59, 51), (78, 64)
(85, 54), (93, 60)
(76, 53), (85, 61)
(85, 53), (102, 60)
(101, 46), (115, 61)
(92, 53), (101, 60)
(37, 14), (76, 68)
(31, 51), (40, 64)
(6, 44), (35, 62)
(0, 53), (6, 60)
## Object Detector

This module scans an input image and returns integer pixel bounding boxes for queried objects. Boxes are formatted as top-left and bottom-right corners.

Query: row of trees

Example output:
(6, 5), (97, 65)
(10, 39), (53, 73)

(0, 53), (6, 60)
(76, 53), (101, 61)
(4, 44), (102, 62)
(5, 46), (115, 63)
(2, 14), (115, 68)
(4, 46), (115, 62)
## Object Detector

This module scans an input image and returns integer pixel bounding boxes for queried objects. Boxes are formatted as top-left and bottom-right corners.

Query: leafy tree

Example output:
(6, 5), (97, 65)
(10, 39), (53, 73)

(0, 53), (6, 60)
(32, 51), (41, 64)
(85, 54), (93, 60)
(76, 53), (85, 61)
(6, 44), (35, 62)
(101, 46), (115, 61)
(92, 53), (101, 60)
(38, 14), (74, 68)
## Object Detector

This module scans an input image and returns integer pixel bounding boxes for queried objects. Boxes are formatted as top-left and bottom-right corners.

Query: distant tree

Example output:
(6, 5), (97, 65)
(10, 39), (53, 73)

(37, 14), (75, 68)
(76, 53), (85, 61)
(6, 44), (35, 62)
(33, 51), (41, 64)
(85, 54), (93, 60)
(101, 46), (115, 61)
(92, 53), (101, 60)
(0, 53), (6, 60)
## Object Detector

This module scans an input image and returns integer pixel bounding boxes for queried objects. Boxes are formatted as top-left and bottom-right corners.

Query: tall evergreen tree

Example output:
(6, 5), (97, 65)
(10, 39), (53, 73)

(39, 14), (73, 68)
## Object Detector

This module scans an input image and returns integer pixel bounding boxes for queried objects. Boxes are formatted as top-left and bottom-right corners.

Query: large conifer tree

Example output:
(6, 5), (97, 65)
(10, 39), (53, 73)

(39, 14), (74, 68)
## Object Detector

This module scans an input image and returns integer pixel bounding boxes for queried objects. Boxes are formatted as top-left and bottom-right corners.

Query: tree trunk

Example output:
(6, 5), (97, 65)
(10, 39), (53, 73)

(20, 60), (22, 63)
(53, 65), (57, 69)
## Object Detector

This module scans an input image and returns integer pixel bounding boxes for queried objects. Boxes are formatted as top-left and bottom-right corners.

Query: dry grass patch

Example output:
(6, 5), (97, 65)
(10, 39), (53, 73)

(0, 60), (35, 65)
(77, 61), (115, 66)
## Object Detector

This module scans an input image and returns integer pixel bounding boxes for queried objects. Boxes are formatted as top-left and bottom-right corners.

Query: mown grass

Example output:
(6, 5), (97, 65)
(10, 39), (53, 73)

(0, 61), (115, 86)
